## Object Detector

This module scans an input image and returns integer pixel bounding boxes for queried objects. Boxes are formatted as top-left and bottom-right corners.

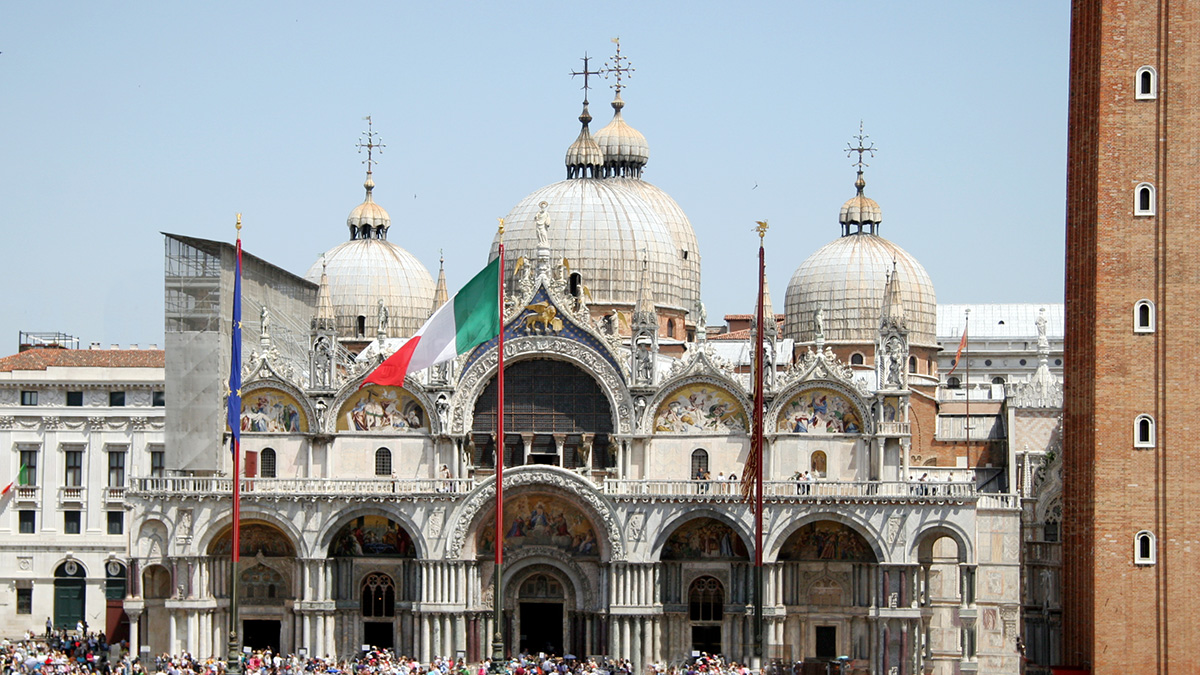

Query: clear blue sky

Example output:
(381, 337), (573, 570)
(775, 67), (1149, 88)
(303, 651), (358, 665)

(0, 2), (1069, 349)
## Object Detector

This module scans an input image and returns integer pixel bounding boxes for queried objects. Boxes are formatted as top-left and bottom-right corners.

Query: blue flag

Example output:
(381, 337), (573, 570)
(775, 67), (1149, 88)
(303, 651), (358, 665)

(227, 236), (243, 452)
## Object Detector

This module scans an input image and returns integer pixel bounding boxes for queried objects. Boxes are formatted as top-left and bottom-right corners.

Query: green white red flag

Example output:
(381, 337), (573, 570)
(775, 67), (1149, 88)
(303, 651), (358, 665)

(363, 258), (501, 387)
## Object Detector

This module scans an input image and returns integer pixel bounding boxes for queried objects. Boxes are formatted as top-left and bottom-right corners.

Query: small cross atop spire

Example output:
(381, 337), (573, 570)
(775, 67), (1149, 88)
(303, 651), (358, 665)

(357, 115), (386, 174)
(604, 37), (635, 95)
(571, 53), (603, 105)
(845, 121), (876, 172)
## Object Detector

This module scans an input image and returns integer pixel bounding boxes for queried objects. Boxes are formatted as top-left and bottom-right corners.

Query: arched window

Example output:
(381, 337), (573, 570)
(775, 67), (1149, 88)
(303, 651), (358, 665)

(991, 376), (1006, 385)
(375, 448), (392, 476)
(1134, 415), (1156, 448)
(688, 576), (724, 622)
(908, 356), (918, 373)
(361, 573), (396, 617)
(947, 376), (961, 389)
(811, 450), (827, 477)
(1134, 300), (1155, 333)
(1135, 66), (1157, 100)
(850, 353), (864, 366)
(690, 449), (709, 479)
(104, 561), (128, 600)
(569, 272), (582, 298)
(1135, 530), (1156, 565)
(667, 319), (676, 339)
(357, 316), (367, 337)
(259, 448), (276, 478)
(1135, 183), (1156, 216)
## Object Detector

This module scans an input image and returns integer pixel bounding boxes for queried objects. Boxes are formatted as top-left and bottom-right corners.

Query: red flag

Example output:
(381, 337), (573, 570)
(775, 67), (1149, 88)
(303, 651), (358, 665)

(946, 326), (968, 377)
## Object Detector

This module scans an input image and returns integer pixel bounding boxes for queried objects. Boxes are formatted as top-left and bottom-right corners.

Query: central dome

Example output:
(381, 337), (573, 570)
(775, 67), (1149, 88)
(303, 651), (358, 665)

(490, 178), (685, 311)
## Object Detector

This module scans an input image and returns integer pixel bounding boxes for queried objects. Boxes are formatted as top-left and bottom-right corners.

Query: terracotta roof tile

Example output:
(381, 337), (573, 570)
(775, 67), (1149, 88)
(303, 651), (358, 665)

(0, 349), (165, 372)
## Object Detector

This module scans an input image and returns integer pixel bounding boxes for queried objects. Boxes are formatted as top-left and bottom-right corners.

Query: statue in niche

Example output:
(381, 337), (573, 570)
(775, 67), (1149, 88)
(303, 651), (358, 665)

(314, 398), (327, 431)
(534, 201), (551, 248)
(635, 339), (654, 383)
(377, 299), (390, 336)
(885, 336), (904, 386)
(436, 394), (450, 431)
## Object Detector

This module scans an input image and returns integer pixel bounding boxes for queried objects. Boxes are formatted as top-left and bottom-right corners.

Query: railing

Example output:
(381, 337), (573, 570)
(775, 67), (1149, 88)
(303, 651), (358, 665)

(1025, 541), (1062, 564)
(13, 485), (39, 502)
(601, 479), (979, 500)
(131, 476), (476, 497)
(58, 486), (86, 503)
(977, 493), (1020, 510)
(104, 487), (127, 503)
(877, 421), (911, 435)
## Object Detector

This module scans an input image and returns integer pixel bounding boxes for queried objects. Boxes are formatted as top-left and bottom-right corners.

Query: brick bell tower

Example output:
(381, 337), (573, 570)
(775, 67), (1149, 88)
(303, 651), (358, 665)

(1064, 1), (1200, 672)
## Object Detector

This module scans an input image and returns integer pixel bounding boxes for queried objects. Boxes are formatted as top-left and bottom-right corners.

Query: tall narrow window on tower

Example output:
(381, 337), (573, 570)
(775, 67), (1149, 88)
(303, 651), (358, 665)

(1135, 183), (1156, 216)
(1135, 66), (1157, 100)
(1134, 530), (1156, 565)
(1134, 415), (1156, 448)
(1133, 300), (1156, 333)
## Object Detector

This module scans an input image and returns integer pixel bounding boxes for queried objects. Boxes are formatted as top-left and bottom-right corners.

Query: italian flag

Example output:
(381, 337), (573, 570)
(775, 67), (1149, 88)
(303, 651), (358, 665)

(363, 257), (501, 387)
(1, 463), (27, 497)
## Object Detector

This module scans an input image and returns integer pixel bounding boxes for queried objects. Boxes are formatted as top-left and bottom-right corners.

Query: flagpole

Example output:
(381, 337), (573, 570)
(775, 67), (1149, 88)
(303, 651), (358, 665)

(964, 309), (971, 445)
(752, 220), (768, 666)
(491, 219), (507, 669)
(226, 215), (244, 675)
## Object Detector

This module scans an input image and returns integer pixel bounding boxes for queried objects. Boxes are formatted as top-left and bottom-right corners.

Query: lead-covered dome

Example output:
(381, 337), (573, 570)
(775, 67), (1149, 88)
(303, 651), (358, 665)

(784, 170), (936, 347)
(491, 178), (685, 311)
(609, 177), (701, 320)
(307, 173), (435, 339)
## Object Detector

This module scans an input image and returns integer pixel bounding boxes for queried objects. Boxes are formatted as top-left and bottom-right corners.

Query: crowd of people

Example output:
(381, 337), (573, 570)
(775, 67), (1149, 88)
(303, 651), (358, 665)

(0, 631), (767, 675)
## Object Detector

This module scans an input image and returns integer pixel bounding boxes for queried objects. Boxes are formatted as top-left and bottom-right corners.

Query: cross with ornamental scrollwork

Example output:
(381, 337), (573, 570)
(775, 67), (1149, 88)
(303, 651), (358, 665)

(357, 115), (386, 173)
(845, 121), (876, 171)
(604, 37), (635, 94)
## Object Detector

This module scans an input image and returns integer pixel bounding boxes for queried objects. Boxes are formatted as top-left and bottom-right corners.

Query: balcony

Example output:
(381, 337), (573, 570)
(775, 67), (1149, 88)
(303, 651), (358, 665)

(877, 421), (911, 435)
(13, 485), (39, 504)
(601, 479), (980, 504)
(58, 486), (86, 504)
(130, 477), (476, 501)
(104, 487), (127, 504)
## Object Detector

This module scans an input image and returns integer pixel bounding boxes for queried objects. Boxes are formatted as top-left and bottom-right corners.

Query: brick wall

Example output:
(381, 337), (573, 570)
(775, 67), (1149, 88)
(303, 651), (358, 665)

(1064, 1), (1200, 672)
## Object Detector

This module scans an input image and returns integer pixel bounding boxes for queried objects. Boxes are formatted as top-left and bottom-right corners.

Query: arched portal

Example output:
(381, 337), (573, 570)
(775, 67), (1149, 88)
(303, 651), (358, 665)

(326, 514), (418, 656)
(53, 560), (86, 629)
(517, 572), (567, 655)
(777, 520), (879, 665)
(361, 573), (396, 651)
(688, 576), (724, 655)
(104, 561), (130, 643)
(207, 521), (296, 654)
(471, 359), (613, 470)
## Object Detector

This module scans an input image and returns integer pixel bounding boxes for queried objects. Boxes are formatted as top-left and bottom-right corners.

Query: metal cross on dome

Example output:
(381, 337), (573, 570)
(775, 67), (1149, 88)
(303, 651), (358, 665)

(357, 115), (386, 173)
(571, 53), (603, 105)
(604, 37), (635, 94)
(846, 121), (876, 171)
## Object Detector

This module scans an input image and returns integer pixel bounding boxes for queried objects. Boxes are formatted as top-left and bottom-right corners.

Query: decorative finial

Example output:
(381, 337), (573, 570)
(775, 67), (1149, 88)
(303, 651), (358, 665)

(357, 115), (386, 175)
(604, 37), (635, 98)
(571, 53), (603, 106)
(236, 213), (242, 232)
(497, 217), (505, 236)
(321, 253), (327, 274)
(755, 220), (769, 240)
(439, 249), (444, 266)
(846, 121), (876, 194)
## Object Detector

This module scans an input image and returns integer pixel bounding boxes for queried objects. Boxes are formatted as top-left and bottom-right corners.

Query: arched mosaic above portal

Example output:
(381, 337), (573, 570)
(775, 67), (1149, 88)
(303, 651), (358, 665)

(653, 384), (747, 433)
(774, 387), (865, 434)
(239, 388), (307, 433)
(208, 521), (296, 557)
(328, 515), (417, 557)
(477, 493), (600, 558)
(337, 386), (427, 432)
(661, 518), (749, 560)
(778, 521), (876, 563)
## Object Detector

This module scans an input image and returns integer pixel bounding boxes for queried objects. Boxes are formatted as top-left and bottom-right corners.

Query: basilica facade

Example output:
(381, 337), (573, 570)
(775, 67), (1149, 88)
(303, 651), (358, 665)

(126, 52), (1025, 675)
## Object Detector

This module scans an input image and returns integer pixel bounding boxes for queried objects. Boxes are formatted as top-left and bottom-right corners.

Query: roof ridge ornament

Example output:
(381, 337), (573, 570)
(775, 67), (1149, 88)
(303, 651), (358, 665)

(604, 37), (635, 102)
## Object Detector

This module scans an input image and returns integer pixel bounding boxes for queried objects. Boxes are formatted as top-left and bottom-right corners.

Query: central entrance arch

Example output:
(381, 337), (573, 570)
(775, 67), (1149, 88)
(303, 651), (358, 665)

(517, 573), (566, 655)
